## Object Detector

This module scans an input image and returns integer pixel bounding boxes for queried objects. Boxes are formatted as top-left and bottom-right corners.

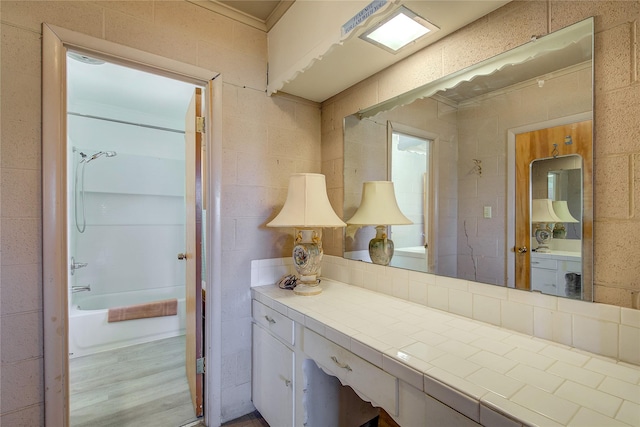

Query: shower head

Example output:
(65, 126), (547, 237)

(85, 151), (117, 163)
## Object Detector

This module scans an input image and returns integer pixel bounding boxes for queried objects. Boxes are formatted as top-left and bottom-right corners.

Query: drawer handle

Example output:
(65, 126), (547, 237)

(279, 375), (291, 387)
(331, 356), (352, 372)
(264, 315), (276, 324)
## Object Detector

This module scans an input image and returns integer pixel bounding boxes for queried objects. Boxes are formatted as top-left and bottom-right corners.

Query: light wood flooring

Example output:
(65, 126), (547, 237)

(69, 335), (197, 427)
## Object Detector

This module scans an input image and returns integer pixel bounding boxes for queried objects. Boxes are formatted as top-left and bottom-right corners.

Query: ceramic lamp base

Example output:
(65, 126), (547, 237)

(292, 229), (323, 296)
(534, 225), (553, 253)
(369, 225), (394, 266)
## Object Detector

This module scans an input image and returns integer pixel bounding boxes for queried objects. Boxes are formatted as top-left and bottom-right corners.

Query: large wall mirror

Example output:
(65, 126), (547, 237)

(343, 18), (594, 300)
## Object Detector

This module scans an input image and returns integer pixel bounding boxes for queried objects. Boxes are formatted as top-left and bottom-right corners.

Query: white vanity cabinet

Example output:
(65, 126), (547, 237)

(251, 300), (295, 427)
(530, 251), (581, 297)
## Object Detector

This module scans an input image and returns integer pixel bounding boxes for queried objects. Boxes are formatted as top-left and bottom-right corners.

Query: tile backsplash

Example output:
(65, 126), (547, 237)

(251, 256), (640, 366)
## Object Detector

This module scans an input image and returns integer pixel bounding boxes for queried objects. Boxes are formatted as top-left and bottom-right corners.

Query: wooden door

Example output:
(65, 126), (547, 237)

(514, 120), (592, 291)
(185, 88), (204, 416)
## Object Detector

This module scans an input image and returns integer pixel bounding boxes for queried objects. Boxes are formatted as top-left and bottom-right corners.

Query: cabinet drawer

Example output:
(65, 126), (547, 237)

(303, 328), (398, 416)
(252, 300), (294, 345)
(563, 260), (582, 273)
(530, 257), (557, 270)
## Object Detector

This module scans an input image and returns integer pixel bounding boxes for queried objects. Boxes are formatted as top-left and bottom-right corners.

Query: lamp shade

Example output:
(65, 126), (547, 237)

(552, 200), (579, 223)
(346, 181), (413, 225)
(267, 173), (346, 228)
(531, 199), (563, 223)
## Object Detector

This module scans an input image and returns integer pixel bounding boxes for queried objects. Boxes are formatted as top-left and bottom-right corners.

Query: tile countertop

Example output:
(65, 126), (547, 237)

(252, 279), (640, 427)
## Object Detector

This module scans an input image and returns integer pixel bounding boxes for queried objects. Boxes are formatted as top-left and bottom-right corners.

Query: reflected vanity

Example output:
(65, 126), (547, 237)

(343, 18), (594, 300)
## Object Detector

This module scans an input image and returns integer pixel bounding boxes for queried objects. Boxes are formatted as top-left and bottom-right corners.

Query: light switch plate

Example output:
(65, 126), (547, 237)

(483, 206), (492, 218)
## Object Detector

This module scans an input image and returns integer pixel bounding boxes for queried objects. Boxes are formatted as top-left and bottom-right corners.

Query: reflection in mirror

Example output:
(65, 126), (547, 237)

(530, 155), (583, 299)
(390, 129), (434, 272)
(344, 124), (435, 272)
(343, 18), (593, 299)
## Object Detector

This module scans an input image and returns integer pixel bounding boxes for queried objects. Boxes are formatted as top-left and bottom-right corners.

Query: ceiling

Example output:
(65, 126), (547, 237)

(204, 1), (512, 102)
(218, 0), (285, 22)
(67, 1), (517, 118)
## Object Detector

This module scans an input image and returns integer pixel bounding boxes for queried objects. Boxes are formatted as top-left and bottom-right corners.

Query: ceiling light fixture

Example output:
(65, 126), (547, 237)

(360, 6), (439, 53)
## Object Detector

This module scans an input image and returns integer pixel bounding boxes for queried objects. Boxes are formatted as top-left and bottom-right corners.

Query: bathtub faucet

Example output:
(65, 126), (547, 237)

(71, 285), (91, 293)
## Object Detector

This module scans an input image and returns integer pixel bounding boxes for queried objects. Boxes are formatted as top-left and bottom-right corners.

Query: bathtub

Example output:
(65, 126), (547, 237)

(69, 285), (186, 358)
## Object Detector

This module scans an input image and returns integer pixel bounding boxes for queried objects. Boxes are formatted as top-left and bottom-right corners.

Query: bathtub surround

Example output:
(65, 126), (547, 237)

(251, 256), (640, 367)
(1, 2), (640, 426)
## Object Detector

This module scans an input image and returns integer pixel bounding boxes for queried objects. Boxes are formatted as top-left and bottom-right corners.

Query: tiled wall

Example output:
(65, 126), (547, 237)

(250, 256), (640, 367)
(0, 1), (320, 423)
(321, 1), (640, 308)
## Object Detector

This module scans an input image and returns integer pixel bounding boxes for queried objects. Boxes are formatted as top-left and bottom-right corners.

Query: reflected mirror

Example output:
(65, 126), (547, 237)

(529, 156), (583, 298)
(343, 18), (593, 300)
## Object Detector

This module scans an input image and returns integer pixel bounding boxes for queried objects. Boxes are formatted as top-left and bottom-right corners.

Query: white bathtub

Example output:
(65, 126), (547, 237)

(69, 286), (186, 358)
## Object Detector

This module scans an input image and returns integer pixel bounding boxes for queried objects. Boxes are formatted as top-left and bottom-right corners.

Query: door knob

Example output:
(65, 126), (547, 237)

(517, 247), (528, 254)
(177, 253), (187, 260)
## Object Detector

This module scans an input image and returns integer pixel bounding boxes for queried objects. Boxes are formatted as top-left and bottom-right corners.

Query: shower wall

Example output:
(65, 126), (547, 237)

(68, 113), (186, 298)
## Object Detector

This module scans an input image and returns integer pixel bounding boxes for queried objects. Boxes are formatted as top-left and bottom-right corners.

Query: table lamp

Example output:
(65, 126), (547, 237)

(346, 181), (412, 266)
(531, 198), (562, 253)
(267, 173), (346, 295)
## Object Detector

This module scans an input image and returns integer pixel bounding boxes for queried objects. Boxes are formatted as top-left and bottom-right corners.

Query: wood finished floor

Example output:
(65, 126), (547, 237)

(69, 335), (197, 427)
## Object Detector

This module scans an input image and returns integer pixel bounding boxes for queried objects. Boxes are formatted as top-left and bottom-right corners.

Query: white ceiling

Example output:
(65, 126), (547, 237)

(218, 0), (285, 22)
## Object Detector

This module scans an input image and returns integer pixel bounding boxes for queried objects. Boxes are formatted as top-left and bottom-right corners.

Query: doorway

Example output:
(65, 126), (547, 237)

(42, 24), (223, 427)
(66, 53), (201, 426)
(388, 122), (436, 273)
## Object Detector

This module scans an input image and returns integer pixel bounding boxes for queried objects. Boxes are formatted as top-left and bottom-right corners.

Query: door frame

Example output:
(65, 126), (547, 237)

(42, 24), (223, 426)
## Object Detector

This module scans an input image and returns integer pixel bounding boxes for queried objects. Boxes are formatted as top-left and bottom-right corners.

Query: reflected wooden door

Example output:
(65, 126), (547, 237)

(185, 88), (204, 416)
(514, 120), (592, 290)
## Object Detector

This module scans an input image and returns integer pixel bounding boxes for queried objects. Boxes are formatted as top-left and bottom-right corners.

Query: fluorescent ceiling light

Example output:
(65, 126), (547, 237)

(360, 6), (439, 53)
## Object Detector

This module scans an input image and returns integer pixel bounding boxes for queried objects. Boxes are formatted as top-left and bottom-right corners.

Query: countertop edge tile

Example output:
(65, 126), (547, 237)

(382, 353), (424, 391)
(423, 373), (481, 422)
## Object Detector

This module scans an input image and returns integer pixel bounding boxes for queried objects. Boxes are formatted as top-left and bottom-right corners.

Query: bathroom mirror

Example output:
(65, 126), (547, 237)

(343, 18), (593, 299)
